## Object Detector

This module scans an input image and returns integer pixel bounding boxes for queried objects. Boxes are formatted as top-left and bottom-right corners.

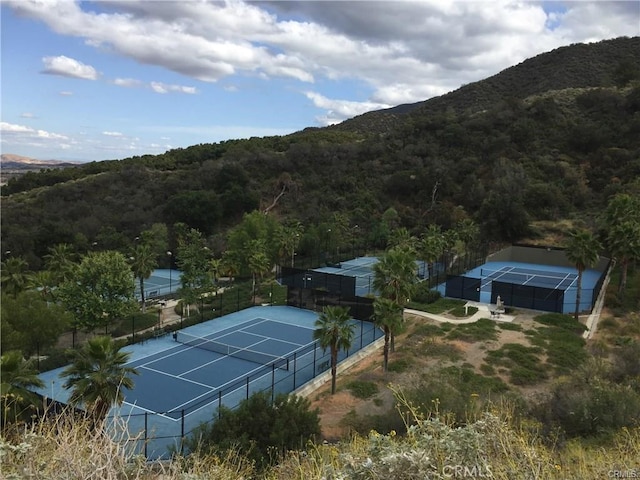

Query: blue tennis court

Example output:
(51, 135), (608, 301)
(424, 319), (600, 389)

(479, 266), (578, 291)
(123, 317), (314, 416)
(35, 305), (383, 459)
(313, 256), (431, 296)
(134, 268), (181, 299)
(443, 260), (602, 313)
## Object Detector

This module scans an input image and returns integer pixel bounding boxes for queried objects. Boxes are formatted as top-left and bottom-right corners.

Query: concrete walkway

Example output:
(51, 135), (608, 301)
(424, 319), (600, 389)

(405, 301), (515, 324)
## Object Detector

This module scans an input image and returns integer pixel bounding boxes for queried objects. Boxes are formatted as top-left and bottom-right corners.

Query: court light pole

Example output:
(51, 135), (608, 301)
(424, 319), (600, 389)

(167, 251), (173, 295)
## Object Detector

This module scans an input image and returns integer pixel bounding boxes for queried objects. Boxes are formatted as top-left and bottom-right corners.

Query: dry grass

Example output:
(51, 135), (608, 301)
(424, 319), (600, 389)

(2, 398), (639, 479)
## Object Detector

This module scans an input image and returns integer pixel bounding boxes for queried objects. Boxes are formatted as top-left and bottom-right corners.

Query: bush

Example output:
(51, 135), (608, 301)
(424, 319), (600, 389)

(446, 318), (499, 342)
(412, 282), (441, 304)
(387, 358), (411, 373)
(347, 381), (379, 399)
(535, 376), (640, 437)
(534, 313), (587, 334)
(186, 391), (320, 470)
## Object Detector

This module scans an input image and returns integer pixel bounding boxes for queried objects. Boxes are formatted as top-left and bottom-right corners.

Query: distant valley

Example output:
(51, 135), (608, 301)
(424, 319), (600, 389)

(0, 154), (82, 185)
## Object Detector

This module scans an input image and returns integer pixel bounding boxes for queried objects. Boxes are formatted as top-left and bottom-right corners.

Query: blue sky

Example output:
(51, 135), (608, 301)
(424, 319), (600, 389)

(1, 1), (638, 162)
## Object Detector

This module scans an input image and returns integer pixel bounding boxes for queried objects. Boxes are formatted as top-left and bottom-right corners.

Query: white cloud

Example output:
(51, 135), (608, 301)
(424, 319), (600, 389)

(11, 0), (636, 121)
(41, 55), (99, 80)
(20, 112), (36, 119)
(304, 91), (390, 125)
(1, 122), (69, 144)
(4, 0), (638, 160)
(59, 91), (73, 96)
(1, 122), (34, 133)
(150, 82), (198, 94)
(102, 131), (123, 137)
(113, 77), (142, 87)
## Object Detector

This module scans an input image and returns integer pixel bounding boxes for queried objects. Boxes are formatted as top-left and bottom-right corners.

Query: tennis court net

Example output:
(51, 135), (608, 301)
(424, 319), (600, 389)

(175, 331), (289, 370)
(340, 264), (375, 277)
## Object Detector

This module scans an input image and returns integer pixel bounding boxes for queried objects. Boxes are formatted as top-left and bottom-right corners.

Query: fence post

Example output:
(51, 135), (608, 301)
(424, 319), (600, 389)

(271, 364), (275, 404)
(292, 352), (297, 389)
(180, 409), (185, 455)
(144, 412), (148, 458)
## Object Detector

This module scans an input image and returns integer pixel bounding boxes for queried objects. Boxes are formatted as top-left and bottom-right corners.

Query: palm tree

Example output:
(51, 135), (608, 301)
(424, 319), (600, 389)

(372, 246), (417, 351)
(1, 256), (30, 298)
(373, 297), (403, 372)
(29, 269), (56, 302)
(247, 239), (271, 303)
(313, 306), (355, 394)
(602, 193), (640, 297)
(129, 243), (158, 313)
(60, 336), (137, 426)
(208, 257), (222, 293)
(565, 229), (602, 321)
(1, 350), (44, 427)
(44, 243), (77, 284)
(418, 225), (446, 281)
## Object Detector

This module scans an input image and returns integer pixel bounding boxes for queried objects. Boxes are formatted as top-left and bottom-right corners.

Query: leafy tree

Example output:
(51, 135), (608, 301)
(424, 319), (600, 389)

(129, 242), (158, 313)
(313, 306), (355, 394)
(164, 190), (222, 236)
(0, 350), (44, 427)
(1, 256), (30, 298)
(60, 336), (137, 425)
(275, 221), (304, 267)
(58, 251), (137, 333)
(565, 229), (602, 320)
(187, 391), (320, 469)
(373, 297), (403, 372)
(1, 291), (71, 357)
(477, 159), (532, 242)
(225, 211), (280, 273)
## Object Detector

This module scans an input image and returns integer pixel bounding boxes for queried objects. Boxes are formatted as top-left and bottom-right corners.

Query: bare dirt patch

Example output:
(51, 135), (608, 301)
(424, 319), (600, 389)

(307, 308), (556, 440)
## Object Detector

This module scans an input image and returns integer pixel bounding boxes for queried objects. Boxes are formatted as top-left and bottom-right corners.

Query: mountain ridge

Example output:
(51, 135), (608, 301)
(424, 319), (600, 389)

(1, 36), (639, 266)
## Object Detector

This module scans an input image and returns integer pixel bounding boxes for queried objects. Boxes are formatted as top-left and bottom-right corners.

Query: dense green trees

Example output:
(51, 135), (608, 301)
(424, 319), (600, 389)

(1, 291), (71, 357)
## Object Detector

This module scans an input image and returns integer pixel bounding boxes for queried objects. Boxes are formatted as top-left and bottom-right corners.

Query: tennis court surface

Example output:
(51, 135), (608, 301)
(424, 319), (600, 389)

(36, 305), (383, 459)
(443, 260), (602, 313)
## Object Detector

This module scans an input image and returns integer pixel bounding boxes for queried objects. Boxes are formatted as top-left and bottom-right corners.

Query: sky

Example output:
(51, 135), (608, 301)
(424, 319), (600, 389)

(1, 1), (638, 162)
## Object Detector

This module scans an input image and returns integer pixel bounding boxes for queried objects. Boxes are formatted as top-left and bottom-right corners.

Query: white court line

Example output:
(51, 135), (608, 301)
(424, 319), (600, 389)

(140, 365), (215, 389)
(554, 273), (573, 290)
(481, 266), (516, 289)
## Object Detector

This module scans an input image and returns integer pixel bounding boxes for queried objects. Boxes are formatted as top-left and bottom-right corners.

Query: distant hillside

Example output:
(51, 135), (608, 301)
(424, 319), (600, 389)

(0, 154), (82, 185)
(1, 36), (639, 267)
(335, 36), (640, 135)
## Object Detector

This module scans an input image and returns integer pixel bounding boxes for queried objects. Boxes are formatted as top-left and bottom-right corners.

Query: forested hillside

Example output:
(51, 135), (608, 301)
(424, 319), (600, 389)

(2, 36), (640, 268)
